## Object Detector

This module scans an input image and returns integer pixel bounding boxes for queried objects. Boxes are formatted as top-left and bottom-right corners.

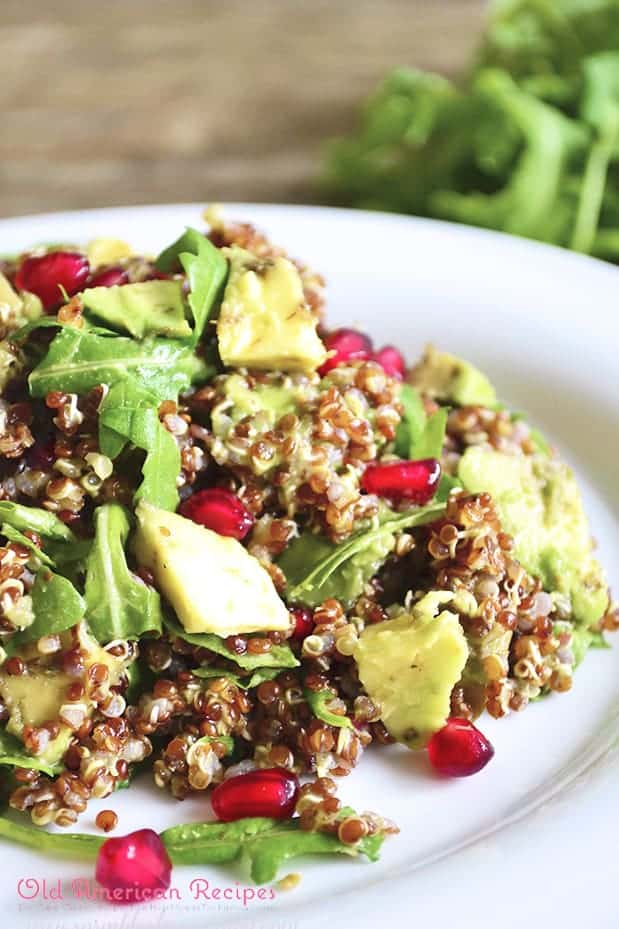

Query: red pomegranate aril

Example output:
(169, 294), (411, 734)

(15, 252), (90, 311)
(373, 345), (406, 380)
(361, 458), (440, 503)
(427, 718), (494, 777)
(95, 828), (172, 900)
(179, 488), (254, 540)
(211, 767), (299, 821)
(318, 328), (373, 375)
(88, 267), (130, 288)
(290, 606), (314, 640)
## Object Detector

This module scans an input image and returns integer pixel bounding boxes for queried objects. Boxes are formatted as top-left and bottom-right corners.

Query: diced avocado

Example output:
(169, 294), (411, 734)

(409, 345), (497, 407)
(80, 280), (192, 340)
(86, 238), (133, 268)
(0, 626), (129, 764)
(0, 272), (22, 314)
(221, 373), (300, 421)
(217, 246), (326, 372)
(458, 446), (609, 627)
(354, 591), (468, 748)
(279, 529), (395, 608)
(133, 501), (291, 636)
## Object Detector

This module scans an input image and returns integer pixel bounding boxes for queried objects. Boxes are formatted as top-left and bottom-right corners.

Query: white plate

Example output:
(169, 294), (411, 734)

(0, 205), (618, 929)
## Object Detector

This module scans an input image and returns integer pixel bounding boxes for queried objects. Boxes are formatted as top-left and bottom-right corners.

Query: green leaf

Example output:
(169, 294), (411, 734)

(192, 666), (283, 689)
(409, 407), (448, 460)
(394, 384), (426, 458)
(281, 502), (445, 605)
(163, 616), (299, 670)
(160, 817), (279, 866)
(0, 728), (63, 777)
(0, 814), (103, 857)
(156, 228), (229, 344)
(80, 281), (192, 340)
(246, 810), (384, 885)
(279, 525), (395, 608)
(0, 502), (74, 542)
(28, 328), (207, 402)
(304, 688), (352, 728)
(84, 504), (163, 643)
(0, 523), (54, 567)
(99, 380), (180, 511)
(160, 813), (385, 884)
(436, 473), (461, 503)
(5, 569), (85, 655)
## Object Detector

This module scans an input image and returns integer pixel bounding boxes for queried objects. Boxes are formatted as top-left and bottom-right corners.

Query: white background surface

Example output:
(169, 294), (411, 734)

(0, 205), (617, 929)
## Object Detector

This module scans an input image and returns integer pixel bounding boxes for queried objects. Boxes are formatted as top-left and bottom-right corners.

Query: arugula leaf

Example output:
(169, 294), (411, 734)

(99, 380), (180, 511)
(246, 815), (384, 885)
(163, 616), (299, 670)
(281, 502), (445, 605)
(304, 688), (352, 728)
(84, 504), (163, 643)
(280, 527), (395, 609)
(156, 228), (229, 344)
(160, 812), (385, 884)
(409, 407), (448, 460)
(80, 280), (192, 340)
(5, 569), (85, 654)
(436, 473), (461, 503)
(395, 386), (448, 461)
(0, 502), (74, 542)
(28, 328), (208, 402)
(0, 814), (103, 857)
(0, 523), (54, 567)
(0, 810), (387, 884)
(394, 384), (426, 459)
(0, 728), (63, 777)
(192, 666), (283, 689)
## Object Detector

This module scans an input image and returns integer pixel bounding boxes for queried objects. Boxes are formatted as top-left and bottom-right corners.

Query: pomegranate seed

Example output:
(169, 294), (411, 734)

(211, 767), (299, 821)
(318, 328), (373, 375)
(290, 606), (314, 640)
(373, 345), (406, 380)
(87, 267), (129, 288)
(95, 828), (172, 900)
(427, 718), (494, 777)
(15, 252), (90, 311)
(179, 488), (254, 540)
(27, 439), (55, 470)
(361, 458), (440, 503)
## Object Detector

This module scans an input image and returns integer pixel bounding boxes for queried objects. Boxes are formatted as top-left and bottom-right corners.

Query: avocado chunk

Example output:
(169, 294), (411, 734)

(86, 237), (133, 268)
(0, 626), (129, 765)
(458, 446), (609, 627)
(409, 345), (497, 407)
(354, 591), (469, 748)
(133, 501), (291, 636)
(216, 246), (326, 372)
(80, 280), (192, 340)
(0, 272), (22, 314)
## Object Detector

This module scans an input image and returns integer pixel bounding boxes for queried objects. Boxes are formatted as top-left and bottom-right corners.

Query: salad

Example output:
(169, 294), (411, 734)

(0, 207), (614, 898)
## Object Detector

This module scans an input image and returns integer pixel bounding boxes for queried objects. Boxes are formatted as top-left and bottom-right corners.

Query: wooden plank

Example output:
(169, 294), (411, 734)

(0, 1), (486, 217)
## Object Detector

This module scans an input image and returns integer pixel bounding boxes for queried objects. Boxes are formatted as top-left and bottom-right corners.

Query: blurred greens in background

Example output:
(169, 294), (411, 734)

(324, 0), (619, 262)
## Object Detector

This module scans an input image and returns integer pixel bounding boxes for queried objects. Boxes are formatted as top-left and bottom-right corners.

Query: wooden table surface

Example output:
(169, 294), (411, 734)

(1, 0), (486, 218)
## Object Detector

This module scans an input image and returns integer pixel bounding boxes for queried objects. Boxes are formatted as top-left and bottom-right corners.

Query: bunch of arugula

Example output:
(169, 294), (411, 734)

(324, 0), (619, 262)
